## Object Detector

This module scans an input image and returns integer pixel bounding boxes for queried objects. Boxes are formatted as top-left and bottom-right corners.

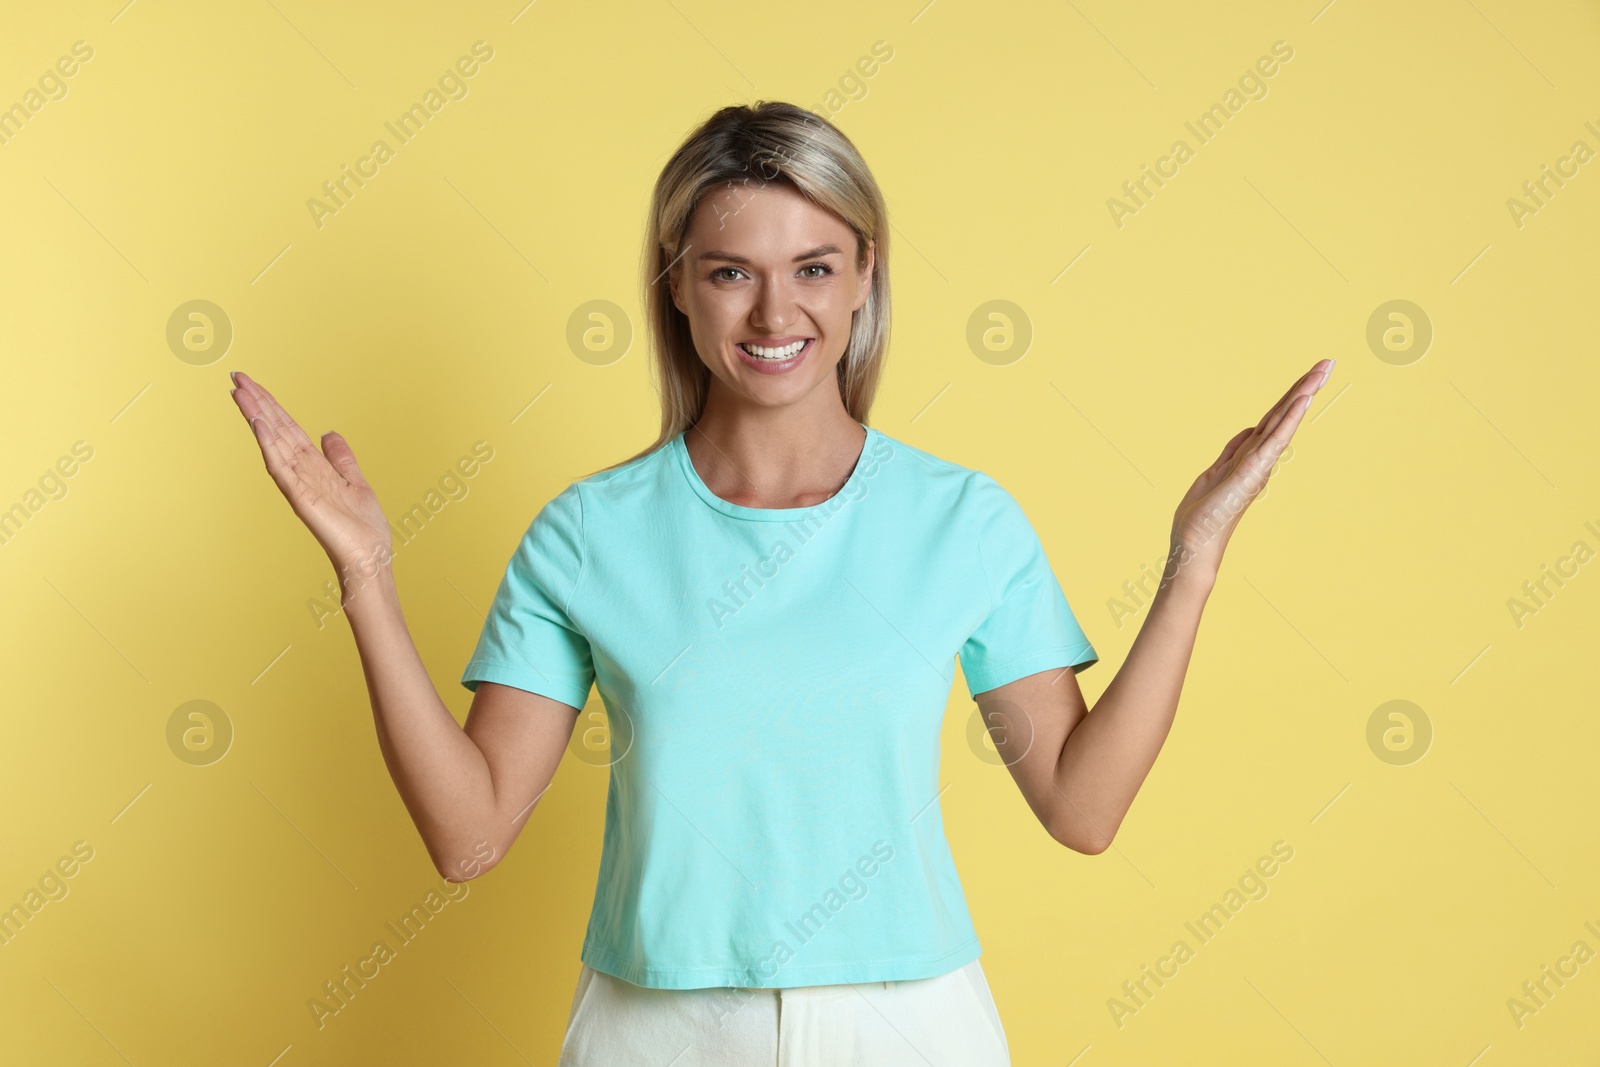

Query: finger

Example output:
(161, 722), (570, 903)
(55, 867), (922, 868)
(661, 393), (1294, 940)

(1236, 393), (1312, 488)
(1237, 371), (1320, 469)
(1251, 362), (1323, 435)
(231, 373), (318, 496)
(231, 373), (283, 436)
(1213, 426), (1254, 468)
(1251, 359), (1331, 436)
(230, 371), (265, 422)
(245, 400), (299, 489)
(235, 371), (318, 454)
(320, 431), (370, 489)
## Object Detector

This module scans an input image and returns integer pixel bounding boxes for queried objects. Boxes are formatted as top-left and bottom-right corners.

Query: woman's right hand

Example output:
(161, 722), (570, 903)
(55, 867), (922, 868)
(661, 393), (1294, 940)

(230, 370), (393, 591)
(230, 370), (564, 880)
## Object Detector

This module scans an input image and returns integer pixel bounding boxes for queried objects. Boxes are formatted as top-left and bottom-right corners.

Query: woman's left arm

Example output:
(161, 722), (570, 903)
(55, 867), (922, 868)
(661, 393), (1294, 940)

(978, 358), (1333, 855)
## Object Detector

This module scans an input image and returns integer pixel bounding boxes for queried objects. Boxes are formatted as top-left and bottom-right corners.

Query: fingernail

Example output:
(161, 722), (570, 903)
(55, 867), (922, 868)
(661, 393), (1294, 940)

(230, 370), (239, 385)
(230, 387), (236, 397)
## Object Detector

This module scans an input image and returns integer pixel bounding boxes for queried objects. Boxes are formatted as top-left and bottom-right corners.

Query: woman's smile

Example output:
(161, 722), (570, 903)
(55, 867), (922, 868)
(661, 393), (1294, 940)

(735, 336), (814, 373)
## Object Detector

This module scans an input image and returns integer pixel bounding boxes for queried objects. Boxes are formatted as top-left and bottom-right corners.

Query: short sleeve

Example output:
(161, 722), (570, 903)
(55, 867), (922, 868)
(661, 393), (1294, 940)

(459, 482), (595, 710)
(958, 472), (1098, 698)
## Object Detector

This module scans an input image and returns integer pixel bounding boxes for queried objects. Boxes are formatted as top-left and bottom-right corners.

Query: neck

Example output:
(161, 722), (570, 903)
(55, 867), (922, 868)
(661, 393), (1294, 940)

(685, 399), (867, 510)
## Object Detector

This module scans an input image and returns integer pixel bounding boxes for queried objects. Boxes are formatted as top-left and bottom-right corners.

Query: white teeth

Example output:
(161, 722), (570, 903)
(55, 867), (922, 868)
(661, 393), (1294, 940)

(742, 340), (808, 360)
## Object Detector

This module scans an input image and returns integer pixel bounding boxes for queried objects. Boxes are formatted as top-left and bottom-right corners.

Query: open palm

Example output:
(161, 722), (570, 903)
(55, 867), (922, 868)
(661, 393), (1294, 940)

(1167, 358), (1332, 584)
(230, 370), (393, 586)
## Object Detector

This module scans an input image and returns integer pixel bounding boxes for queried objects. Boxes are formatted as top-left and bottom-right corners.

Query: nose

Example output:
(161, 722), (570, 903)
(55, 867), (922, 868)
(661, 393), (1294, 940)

(751, 275), (796, 332)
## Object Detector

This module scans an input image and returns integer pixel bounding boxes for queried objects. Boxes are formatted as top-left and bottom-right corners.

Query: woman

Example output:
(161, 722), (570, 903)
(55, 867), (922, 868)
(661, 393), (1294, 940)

(230, 101), (1329, 1065)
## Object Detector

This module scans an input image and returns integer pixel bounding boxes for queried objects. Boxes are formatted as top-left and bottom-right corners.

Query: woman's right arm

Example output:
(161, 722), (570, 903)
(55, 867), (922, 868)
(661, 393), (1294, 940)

(343, 570), (581, 880)
(230, 371), (578, 881)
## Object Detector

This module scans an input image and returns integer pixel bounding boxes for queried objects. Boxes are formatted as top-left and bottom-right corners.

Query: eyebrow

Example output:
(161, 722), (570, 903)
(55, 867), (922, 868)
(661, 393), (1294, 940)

(696, 244), (845, 265)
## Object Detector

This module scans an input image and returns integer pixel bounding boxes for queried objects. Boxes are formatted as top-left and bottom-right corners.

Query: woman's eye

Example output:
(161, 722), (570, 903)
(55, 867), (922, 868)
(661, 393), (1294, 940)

(710, 264), (831, 282)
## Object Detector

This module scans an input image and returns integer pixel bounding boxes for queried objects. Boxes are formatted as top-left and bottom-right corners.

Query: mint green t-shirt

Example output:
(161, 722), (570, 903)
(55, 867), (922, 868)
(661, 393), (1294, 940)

(459, 424), (1098, 990)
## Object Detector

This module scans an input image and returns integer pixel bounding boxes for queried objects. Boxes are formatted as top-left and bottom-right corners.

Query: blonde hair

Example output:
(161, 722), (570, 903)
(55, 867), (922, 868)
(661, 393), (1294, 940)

(591, 101), (891, 475)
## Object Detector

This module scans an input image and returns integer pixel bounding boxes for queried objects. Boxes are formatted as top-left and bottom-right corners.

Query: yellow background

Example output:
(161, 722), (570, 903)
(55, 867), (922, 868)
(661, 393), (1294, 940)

(2, 0), (1597, 1063)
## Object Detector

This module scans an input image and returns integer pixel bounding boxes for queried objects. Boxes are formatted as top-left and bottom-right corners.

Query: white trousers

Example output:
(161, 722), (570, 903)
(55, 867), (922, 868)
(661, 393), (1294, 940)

(557, 958), (1011, 1066)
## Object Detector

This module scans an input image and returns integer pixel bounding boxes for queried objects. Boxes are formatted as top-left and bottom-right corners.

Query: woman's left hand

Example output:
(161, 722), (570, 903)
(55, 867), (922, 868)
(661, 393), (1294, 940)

(1166, 358), (1333, 587)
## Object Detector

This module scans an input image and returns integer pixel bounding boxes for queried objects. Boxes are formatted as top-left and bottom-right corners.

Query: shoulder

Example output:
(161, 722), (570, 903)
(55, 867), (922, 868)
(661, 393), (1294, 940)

(869, 427), (986, 494)
(869, 427), (971, 479)
(544, 437), (677, 519)
(505, 442), (672, 589)
(869, 427), (1018, 514)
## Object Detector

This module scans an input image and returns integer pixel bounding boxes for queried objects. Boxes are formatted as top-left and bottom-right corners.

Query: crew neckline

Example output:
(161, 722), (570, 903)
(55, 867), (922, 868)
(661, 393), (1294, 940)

(672, 424), (878, 522)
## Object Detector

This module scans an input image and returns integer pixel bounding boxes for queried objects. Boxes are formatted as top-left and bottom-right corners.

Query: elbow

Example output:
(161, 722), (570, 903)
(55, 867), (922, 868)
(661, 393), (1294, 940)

(1053, 828), (1113, 855)
(1047, 814), (1115, 856)
(1066, 833), (1113, 856)
(434, 838), (505, 882)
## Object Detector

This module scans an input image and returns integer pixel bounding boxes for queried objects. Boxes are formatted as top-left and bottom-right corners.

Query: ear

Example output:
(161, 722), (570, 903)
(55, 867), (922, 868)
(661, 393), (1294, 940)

(853, 238), (875, 311)
(668, 261), (685, 314)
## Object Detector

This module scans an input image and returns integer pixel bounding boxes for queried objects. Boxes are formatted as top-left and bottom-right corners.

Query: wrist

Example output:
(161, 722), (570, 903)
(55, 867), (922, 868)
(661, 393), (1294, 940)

(1165, 567), (1215, 602)
(333, 547), (396, 609)
(1157, 545), (1217, 601)
(1166, 527), (1226, 580)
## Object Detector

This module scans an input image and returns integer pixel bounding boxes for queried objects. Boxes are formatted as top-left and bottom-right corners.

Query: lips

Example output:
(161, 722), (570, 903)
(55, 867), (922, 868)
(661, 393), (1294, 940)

(735, 337), (813, 373)
(738, 337), (812, 359)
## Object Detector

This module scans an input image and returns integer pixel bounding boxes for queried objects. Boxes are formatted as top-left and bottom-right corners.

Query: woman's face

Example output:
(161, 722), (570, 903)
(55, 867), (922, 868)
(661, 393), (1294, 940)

(669, 179), (874, 415)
